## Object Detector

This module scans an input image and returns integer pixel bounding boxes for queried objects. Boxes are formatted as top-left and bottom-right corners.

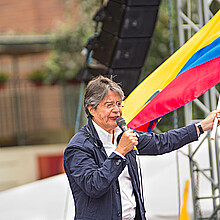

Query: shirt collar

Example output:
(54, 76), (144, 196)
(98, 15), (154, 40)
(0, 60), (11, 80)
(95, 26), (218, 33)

(92, 120), (122, 146)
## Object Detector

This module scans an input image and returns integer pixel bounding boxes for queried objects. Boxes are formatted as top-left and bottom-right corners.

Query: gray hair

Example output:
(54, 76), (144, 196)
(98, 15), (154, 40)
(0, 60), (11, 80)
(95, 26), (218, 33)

(84, 75), (124, 116)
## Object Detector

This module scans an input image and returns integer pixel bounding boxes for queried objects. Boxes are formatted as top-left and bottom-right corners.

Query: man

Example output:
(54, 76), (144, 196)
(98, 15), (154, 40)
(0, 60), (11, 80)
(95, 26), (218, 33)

(64, 75), (220, 220)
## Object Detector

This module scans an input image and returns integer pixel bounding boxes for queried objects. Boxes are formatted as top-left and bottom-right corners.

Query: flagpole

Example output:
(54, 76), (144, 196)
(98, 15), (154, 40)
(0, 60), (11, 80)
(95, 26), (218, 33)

(210, 94), (220, 140)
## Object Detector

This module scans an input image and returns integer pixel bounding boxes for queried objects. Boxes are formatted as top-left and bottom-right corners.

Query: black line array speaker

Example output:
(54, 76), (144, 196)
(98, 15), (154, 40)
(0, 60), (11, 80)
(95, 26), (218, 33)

(91, 0), (161, 96)
(93, 31), (151, 68)
(102, 1), (161, 38)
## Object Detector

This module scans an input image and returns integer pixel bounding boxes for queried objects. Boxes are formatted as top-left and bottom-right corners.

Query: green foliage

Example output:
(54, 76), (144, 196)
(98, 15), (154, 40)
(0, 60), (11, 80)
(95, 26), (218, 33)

(46, 0), (97, 84)
(0, 72), (10, 83)
(80, 0), (99, 15)
(216, 83), (220, 93)
(142, 0), (179, 79)
(46, 25), (92, 83)
(26, 69), (47, 83)
(210, 0), (220, 14)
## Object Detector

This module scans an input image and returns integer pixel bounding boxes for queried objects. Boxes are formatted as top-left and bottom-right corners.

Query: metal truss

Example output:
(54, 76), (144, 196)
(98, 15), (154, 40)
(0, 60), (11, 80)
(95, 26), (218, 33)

(176, 0), (220, 219)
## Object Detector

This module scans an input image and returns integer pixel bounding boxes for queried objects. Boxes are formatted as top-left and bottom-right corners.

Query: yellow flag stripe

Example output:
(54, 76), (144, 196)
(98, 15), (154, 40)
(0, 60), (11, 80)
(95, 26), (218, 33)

(122, 10), (220, 124)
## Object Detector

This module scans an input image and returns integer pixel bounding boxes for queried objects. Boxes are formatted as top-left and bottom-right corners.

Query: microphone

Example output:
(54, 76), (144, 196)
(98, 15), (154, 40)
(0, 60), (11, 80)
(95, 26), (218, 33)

(116, 117), (128, 132)
(116, 117), (138, 154)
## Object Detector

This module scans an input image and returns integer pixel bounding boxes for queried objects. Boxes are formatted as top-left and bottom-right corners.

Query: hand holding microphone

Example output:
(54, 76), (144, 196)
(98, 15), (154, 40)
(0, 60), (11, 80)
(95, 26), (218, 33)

(116, 117), (139, 155)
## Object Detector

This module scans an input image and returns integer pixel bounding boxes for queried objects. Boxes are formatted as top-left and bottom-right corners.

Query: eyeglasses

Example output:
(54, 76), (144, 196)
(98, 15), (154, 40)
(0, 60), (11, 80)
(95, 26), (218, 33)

(103, 101), (124, 109)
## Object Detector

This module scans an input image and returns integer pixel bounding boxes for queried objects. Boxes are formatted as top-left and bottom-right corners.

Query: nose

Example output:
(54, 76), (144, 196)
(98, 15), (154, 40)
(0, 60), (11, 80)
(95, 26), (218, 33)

(112, 104), (121, 112)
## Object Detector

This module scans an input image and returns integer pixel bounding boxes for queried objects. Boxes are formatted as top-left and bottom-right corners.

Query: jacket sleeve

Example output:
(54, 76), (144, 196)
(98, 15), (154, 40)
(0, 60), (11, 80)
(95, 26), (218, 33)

(64, 138), (127, 199)
(137, 124), (198, 155)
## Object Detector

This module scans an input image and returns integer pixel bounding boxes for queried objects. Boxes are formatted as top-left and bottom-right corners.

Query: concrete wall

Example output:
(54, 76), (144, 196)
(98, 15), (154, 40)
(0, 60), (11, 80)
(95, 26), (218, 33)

(0, 143), (66, 191)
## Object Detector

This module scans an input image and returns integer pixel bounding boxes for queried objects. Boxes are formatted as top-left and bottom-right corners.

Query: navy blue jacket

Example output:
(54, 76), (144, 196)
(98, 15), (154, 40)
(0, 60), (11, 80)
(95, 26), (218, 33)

(64, 116), (198, 220)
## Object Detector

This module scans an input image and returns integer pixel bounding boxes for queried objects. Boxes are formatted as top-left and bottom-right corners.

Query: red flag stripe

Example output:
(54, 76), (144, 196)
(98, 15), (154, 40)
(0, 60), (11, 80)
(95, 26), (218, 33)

(128, 56), (220, 131)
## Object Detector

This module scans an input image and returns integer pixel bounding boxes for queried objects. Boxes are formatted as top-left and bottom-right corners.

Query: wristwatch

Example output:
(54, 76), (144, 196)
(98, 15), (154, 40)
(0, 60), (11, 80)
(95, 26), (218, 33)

(196, 122), (204, 135)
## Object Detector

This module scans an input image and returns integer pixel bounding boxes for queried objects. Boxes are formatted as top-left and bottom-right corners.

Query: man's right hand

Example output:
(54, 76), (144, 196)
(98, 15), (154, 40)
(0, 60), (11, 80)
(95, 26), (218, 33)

(115, 130), (138, 156)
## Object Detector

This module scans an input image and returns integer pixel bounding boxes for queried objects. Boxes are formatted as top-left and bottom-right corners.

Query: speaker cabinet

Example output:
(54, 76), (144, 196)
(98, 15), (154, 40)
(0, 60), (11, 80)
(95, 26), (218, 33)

(90, 0), (161, 96)
(107, 68), (141, 96)
(103, 1), (160, 37)
(93, 31), (151, 68)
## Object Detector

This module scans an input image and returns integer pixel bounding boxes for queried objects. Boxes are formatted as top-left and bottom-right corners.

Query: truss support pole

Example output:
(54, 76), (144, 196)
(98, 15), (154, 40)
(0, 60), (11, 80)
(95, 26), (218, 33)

(176, 0), (219, 219)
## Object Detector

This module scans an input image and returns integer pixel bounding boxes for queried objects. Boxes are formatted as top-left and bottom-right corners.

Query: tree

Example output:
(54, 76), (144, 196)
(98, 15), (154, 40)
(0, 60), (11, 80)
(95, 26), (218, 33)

(46, 0), (98, 84)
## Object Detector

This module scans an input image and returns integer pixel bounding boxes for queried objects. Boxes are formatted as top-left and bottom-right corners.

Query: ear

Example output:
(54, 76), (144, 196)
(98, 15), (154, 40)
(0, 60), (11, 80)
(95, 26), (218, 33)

(87, 106), (95, 117)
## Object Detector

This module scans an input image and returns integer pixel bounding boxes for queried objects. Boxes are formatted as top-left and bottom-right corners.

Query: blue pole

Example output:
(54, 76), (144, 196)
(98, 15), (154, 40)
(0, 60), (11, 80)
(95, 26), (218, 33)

(75, 81), (85, 133)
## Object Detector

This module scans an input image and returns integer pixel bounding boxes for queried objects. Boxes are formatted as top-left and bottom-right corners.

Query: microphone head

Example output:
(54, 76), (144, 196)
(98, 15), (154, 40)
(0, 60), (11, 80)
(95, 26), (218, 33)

(116, 117), (126, 127)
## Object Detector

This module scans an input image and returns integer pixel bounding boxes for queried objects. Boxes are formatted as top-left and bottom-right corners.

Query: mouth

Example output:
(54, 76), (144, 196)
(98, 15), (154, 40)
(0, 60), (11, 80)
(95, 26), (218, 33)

(109, 116), (120, 120)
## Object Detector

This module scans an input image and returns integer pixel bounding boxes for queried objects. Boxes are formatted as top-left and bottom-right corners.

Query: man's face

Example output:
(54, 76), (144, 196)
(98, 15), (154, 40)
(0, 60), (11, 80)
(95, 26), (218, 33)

(88, 90), (123, 134)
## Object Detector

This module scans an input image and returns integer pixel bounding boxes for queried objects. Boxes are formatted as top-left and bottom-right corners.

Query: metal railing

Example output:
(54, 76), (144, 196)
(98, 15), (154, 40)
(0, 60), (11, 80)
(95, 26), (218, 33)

(0, 80), (86, 147)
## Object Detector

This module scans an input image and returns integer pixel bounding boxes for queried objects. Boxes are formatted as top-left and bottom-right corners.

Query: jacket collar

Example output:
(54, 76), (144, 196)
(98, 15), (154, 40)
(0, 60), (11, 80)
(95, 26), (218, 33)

(87, 116), (103, 148)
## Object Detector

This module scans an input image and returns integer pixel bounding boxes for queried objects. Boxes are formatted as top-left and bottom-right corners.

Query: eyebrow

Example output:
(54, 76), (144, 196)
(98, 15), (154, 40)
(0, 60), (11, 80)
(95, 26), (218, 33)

(104, 101), (122, 105)
(104, 101), (122, 103)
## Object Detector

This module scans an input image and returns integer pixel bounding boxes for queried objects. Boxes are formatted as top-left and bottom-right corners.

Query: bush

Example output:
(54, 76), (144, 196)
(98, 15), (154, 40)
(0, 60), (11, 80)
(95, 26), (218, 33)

(26, 69), (47, 84)
(46, 0), (98, 84)
(0, 72), (10, 84)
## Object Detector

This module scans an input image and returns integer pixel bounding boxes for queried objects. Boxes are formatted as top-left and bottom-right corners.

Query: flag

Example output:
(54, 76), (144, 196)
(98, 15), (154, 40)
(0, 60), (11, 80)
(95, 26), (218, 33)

(179, 180), (191, 220)
(122, 10), (220, 132)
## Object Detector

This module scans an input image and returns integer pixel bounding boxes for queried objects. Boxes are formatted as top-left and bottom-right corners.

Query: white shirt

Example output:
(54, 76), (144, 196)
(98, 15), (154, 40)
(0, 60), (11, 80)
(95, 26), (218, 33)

(93, 121), (136, 220)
